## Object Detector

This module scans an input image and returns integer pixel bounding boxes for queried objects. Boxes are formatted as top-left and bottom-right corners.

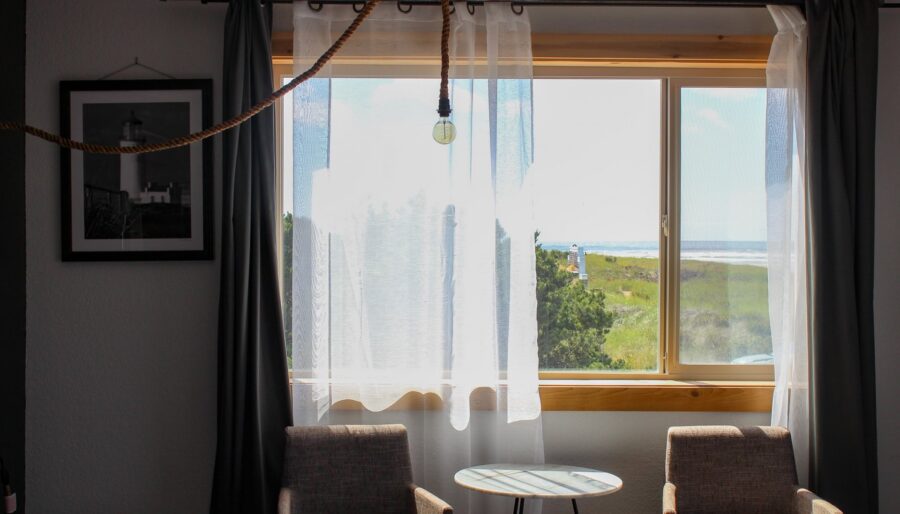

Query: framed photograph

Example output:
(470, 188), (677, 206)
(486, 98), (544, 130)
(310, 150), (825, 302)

(60, 79), (213, 261)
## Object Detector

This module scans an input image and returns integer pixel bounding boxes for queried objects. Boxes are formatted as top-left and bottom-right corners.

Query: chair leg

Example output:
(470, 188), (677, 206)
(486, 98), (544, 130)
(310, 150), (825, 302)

(513, 498), (520, 514)
(519, 498), (525, 514)
(572, 499), (579, 514)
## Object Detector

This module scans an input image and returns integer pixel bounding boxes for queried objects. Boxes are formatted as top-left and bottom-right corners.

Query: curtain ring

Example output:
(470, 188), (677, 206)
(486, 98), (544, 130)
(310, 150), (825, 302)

(466, 1), (476, 14)
(510, 2), (524, 15)
(397, 1), (413, 13)
(353, 2), (367, 13)
(307, 0), (323, 11)
(449, 2), (456, 14)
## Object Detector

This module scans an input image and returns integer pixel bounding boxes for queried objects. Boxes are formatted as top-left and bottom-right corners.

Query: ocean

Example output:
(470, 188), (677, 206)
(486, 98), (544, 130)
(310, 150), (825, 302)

(541, 241), (768, 268)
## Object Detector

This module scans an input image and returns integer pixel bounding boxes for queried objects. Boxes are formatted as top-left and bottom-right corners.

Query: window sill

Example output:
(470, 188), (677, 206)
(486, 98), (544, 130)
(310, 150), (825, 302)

(538, 380), (773, 412)
(302, 380), (773, 413)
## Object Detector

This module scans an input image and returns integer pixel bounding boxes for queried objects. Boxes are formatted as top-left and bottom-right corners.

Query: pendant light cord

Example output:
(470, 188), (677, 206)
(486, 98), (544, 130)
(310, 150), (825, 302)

(0, 0), (381, 155)
(437, 0), (452, 117)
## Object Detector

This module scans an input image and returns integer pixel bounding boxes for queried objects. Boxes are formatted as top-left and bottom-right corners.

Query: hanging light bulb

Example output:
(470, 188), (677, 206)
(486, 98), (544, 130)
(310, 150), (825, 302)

(433, 97), (456, 145)
(432, 117), (456, 145)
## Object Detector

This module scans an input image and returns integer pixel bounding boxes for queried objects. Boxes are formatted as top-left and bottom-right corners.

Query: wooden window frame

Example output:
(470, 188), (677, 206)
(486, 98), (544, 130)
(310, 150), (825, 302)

(273, 32), (774, 411)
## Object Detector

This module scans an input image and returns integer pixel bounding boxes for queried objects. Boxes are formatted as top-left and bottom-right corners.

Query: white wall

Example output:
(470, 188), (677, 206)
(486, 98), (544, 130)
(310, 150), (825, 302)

(25, 1), (225, 513)
(876, 10), (900, 514)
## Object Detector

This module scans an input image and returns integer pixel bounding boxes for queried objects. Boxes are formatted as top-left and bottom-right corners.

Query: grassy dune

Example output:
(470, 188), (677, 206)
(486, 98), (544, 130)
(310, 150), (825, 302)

(584, 253), (771, 370)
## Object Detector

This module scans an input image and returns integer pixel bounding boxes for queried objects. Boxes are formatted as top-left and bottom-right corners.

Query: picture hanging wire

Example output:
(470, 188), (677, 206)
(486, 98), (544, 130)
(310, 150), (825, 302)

(97, 57), (177, 81)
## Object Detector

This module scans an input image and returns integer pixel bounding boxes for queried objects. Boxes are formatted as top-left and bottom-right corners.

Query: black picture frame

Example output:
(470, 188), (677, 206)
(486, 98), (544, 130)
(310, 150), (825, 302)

(60, 79), (213, 261)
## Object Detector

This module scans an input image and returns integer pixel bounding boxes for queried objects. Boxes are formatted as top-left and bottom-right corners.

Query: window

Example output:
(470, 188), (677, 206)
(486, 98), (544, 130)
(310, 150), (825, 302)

(529, 76), (770, 380)
(276, 47), (773, 384)
(668, 78), (772, 381)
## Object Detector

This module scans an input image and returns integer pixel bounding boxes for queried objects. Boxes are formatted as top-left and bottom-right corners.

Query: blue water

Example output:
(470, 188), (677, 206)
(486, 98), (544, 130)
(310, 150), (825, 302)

(541, 241), (768, 267)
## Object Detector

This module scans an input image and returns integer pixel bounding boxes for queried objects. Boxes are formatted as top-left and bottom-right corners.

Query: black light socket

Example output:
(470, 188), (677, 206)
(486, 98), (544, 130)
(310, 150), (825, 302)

(437, 97), (452, 117)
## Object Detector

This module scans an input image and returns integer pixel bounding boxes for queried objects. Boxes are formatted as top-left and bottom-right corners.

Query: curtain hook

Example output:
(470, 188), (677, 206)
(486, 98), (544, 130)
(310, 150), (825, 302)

(353, 2), (367, 13)
(510, 2), (524, 15)
(397, 1), (413, 13)
(449, 2), (456, 15)
(466, 1), (476, 14)
(307, 0), (323, 11)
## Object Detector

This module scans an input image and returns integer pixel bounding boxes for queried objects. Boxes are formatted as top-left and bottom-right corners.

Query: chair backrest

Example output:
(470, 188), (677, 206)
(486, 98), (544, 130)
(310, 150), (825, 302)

(280, 424), (417, 514)
(666, 425), (798, 514)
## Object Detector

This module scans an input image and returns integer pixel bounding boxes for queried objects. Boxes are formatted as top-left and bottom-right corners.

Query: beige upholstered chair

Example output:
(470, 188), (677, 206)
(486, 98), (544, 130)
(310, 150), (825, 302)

(663, 426), (841, 514)
(279, 424), (453, 514)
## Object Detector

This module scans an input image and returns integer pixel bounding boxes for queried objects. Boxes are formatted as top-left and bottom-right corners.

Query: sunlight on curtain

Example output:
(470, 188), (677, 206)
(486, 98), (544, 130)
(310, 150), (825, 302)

(765, 5), (810, 486)
(289, 3), (543, 512)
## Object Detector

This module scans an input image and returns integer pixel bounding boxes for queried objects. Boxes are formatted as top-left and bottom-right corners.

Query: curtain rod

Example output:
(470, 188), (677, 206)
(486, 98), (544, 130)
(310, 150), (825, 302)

(161, 0), (808, 7)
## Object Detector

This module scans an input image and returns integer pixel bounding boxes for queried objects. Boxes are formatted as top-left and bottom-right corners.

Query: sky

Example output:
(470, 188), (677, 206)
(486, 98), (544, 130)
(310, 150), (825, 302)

(283, 77), (768, 245)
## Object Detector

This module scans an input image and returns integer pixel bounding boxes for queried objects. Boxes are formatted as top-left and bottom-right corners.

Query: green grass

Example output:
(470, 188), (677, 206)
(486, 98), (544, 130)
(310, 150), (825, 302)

(582, 253), (772, 370)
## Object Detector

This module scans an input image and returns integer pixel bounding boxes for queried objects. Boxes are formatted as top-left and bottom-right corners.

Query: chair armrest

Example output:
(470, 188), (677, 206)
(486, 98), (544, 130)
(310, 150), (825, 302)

(412, 484), (453, 514)
(662, 482), (677, 514)
(793, 487), (842, 514)
(278, 488), (293, 514)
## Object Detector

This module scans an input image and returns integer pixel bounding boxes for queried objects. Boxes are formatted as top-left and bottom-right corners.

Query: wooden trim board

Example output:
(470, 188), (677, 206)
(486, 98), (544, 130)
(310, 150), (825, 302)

(273, 32), (772, 69)
(319, 382), (774, 412)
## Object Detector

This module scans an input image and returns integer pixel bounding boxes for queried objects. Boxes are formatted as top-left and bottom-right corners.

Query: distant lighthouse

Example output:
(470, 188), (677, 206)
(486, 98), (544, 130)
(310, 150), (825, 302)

(119, 111), (145, 200)
(567, 244), (579, 269)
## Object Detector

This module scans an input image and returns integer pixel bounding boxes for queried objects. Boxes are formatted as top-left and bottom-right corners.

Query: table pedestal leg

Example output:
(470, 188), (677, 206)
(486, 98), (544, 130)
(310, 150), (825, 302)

(513, 497), (578, 513)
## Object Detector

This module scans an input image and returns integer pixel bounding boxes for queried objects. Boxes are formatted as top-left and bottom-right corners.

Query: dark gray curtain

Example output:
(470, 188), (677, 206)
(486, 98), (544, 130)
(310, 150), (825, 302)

(211, 1), (293, 513)
(805, 0), (879, 512)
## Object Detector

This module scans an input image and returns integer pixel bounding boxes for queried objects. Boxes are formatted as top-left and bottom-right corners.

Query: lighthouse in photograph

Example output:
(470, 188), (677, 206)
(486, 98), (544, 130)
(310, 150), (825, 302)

(119, 110), (145, 200)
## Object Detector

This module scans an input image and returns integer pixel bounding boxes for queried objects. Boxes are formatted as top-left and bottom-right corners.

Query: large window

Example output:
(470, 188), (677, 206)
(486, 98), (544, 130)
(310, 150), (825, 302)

(277, 70), (772, 381)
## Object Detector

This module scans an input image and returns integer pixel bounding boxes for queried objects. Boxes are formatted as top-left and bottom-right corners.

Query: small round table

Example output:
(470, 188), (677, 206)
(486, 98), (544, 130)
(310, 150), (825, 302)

(454, 464), (623, 514)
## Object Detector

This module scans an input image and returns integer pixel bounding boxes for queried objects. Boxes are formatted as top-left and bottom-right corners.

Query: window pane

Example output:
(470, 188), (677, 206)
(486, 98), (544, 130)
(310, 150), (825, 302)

(534, 79), (661, 373)
(678, 87), (772, 365)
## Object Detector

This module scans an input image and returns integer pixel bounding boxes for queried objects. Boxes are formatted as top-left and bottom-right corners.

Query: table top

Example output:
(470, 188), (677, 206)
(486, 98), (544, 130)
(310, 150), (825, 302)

(454, 464), (623, 500)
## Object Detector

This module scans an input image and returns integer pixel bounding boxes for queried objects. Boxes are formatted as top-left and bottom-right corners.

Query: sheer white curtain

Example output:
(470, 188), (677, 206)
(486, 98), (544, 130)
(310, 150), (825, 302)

(765, 5), (810, 486)
(289, 3), (543, 512)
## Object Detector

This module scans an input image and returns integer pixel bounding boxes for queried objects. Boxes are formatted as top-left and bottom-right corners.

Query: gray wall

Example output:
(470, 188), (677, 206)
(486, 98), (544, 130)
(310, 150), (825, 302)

(20, 2), (898, 514)
(0, 0), (26, 511)
(876, 10), (900, 514)
(24, 1), (224, 513)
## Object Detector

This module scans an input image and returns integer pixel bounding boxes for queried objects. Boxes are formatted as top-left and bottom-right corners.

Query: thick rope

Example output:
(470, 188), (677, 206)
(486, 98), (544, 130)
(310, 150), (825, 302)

(439, 0), (451, 103)
(0, 0), (381, 155)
